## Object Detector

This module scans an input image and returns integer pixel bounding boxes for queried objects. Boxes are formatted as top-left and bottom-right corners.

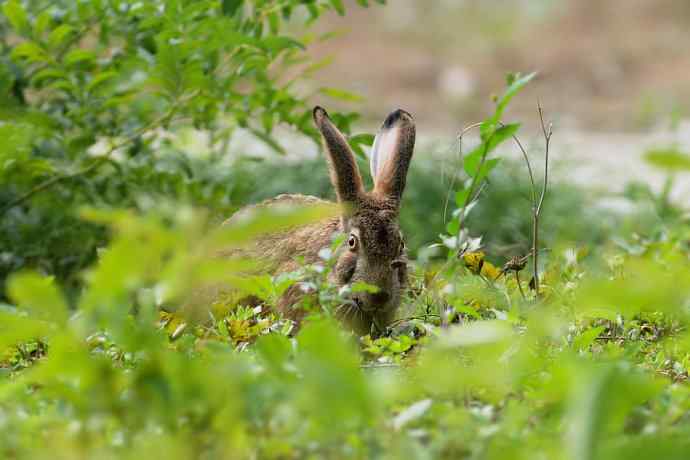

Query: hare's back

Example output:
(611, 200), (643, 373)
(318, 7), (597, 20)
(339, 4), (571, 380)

(222, 194), (341, 271)
(223, 194), (331, 226)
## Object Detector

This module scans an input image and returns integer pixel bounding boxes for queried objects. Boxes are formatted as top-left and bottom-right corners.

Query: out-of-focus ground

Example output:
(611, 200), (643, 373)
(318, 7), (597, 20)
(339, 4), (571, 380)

(290, 0), (690, 203)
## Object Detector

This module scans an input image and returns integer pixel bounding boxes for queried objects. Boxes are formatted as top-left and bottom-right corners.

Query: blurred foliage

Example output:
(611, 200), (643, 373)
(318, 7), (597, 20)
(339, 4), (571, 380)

(2, 1), (690, 459)
(1, 202), (689, 459)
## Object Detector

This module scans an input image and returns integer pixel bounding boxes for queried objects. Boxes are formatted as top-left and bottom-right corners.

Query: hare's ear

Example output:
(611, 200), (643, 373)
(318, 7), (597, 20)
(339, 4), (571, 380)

(370, 109), (416, 202)
(313, 106), (364, 205)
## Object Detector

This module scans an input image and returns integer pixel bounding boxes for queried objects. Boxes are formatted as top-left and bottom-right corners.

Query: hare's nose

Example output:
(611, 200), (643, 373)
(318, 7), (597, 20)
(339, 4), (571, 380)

(370, 291), (390, 306)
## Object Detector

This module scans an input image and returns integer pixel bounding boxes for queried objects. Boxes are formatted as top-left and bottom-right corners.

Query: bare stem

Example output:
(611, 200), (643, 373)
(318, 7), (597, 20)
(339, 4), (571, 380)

(532, 102), (553, 297)
(532, 212), (539, 295)
(536, 103), (552, 216)
(442, 122), (484, 223)
(514, 270), (526, 301)
(503, 126), (538, 210)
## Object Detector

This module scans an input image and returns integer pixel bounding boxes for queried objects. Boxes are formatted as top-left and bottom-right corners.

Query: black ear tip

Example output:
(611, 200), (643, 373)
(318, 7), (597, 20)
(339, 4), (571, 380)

(313, 106), (328, 123)
(383, 108), (413, 128)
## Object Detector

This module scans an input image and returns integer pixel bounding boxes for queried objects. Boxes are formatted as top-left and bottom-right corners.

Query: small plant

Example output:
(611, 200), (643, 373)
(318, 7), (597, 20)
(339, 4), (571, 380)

(438, 72), (555, 299)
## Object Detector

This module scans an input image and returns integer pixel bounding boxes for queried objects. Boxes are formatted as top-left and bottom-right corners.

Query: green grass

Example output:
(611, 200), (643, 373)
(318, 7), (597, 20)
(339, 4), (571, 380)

(2, 162), (689, 459)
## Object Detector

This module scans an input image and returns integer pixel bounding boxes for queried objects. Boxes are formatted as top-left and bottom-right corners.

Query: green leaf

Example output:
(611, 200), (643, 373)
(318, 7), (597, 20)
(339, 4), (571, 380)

(446, 218), (460, 236)
(255, 334), (292, 375)
(566, 362), (662, 460)
(349, 133), (375, 146)
(302, 56), (334, 77)
(2, 0), (30, 36)
(348, 133), (375, 158)
(0, 311), (55, 353)
(644, 147), (690, 171)
(34, 11), (52, 36)
(464, 149), (501, 180)
(86, 70), (118, 93)
(296, 320), (374, 433)
(31, 67), (68, 87)
(11, 42), (49, 64)
(64, 48), (97, 67)
(7, 272), (69, 324)
(488, 122), (520, 149)
(319, 87), (364, 103)
(464, 123), (517, 177)
(261, 36), (304, 53)
(471, 156), (502, 183)
(329, 0), (346, 15)
(0, 122), (35, 167)
(455, 188), (471, 207)
(577, 257), (690, 318)
(47, 24), (76, 49)
(221, 0), (243, 16)
(267, 12), (280, 34)
(463, 146), (484, 177)
(572, 326), (605, 351)
(493, 71), (536, 123)
(351, 281), (379, 294)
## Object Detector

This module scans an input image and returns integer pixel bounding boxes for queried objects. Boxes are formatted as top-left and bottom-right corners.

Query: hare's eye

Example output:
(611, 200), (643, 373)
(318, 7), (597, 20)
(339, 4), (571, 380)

(347, 235), (358, 250)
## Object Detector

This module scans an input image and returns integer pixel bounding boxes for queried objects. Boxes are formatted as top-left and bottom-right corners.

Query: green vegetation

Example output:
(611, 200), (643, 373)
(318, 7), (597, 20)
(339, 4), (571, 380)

(2, 2), (690, 459)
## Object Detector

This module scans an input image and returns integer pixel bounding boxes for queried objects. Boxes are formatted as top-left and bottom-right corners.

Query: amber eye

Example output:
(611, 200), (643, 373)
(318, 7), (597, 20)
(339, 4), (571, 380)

(347, 235), (357, 250)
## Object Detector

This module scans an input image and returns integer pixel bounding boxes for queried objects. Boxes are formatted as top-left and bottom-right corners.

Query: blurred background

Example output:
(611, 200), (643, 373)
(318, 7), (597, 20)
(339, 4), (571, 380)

(232, 0), (690, 257)
(309, 0), (690, 133)
(292, 0), (690, 207)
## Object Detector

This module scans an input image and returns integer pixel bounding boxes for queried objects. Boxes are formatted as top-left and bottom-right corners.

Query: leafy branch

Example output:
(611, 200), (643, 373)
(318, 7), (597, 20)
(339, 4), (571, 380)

(1, 91), (199, 217)
(449, 72), (536, 250)
(440, 73), (553, 299)
(532, 104), (552, 295)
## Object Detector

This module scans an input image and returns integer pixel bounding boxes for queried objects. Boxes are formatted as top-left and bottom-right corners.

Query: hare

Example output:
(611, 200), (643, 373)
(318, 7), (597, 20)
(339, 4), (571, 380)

(224, 106), (416, 335)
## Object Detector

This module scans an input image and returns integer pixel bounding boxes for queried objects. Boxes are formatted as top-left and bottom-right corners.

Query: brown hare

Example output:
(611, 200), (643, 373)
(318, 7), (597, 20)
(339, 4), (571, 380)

(225, 106), (416, 335)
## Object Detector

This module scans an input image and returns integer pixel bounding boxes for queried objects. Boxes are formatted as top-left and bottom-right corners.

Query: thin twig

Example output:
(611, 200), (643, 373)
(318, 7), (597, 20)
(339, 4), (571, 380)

(532, 102), (552, 296)
(442, 122), (482, 223)
(1, 91), (199, 216)
(494, 121), (541, 298)
(536, 103), (552, 216)
(514, 271), (526, 301)
(502, 125), (538, 210)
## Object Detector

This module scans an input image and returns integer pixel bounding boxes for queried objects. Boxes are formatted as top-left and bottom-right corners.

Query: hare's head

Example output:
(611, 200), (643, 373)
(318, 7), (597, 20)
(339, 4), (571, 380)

(313, 106), (416, 333)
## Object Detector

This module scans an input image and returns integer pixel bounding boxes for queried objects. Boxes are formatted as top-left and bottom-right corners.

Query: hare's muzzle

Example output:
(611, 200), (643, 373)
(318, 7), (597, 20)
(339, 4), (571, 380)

(353, 290), (391, 313)
(368, 290), (391, 306)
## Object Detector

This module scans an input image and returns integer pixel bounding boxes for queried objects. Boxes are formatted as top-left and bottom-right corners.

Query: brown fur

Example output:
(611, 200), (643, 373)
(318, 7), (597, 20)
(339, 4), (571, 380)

(220, 107), (416, 335)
